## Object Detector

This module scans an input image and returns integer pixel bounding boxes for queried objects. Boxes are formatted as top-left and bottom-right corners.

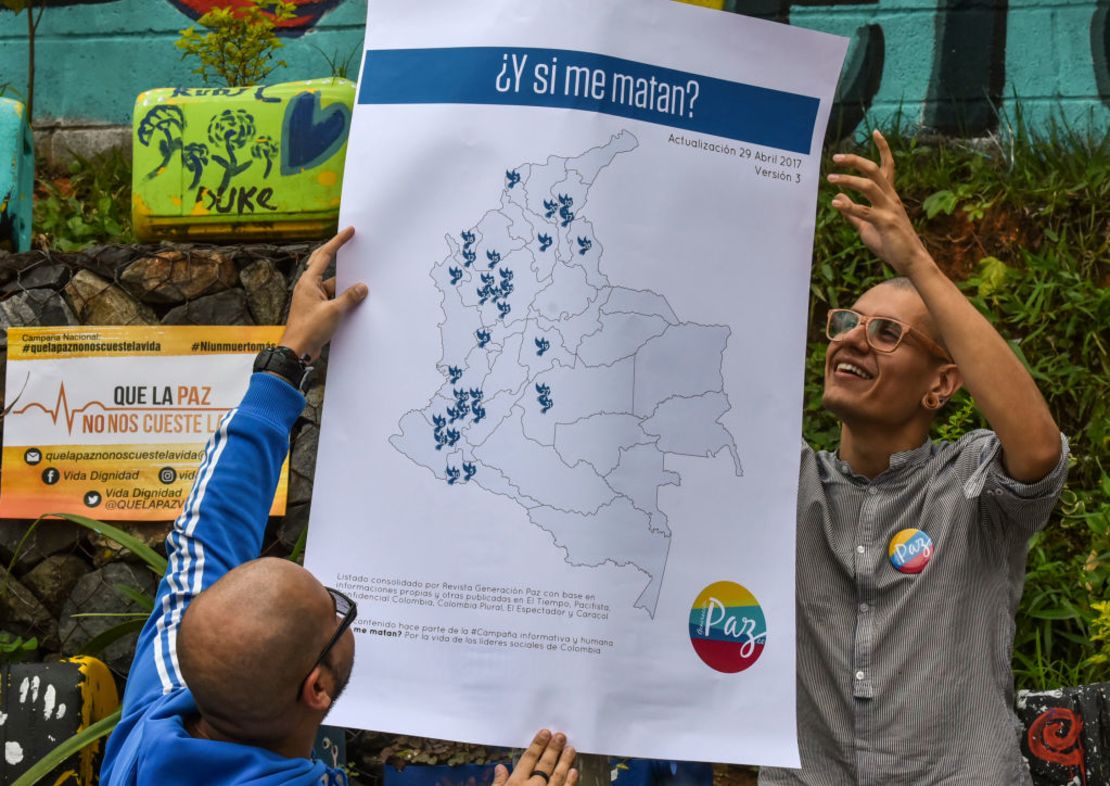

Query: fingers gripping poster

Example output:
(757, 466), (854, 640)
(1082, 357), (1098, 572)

(307, 0), (846, 766)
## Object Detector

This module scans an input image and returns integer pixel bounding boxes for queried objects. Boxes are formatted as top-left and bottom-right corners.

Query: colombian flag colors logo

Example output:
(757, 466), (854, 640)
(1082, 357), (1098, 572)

(888, 528), (934, 574)
(688, 581), (767, 673)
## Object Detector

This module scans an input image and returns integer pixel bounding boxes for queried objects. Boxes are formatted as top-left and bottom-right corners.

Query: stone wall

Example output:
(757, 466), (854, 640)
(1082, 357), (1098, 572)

(0, 241), (324, 672)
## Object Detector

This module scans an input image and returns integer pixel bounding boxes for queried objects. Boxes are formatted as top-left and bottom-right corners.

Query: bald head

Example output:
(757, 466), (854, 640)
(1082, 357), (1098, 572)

(178, 558), (336, 741)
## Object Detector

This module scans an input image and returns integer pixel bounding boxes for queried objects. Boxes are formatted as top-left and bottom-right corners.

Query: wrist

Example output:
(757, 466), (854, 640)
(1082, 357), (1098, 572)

(895, 244), (937, 280)
(254, 346), (313, 391)
(277, 330), (318, 363)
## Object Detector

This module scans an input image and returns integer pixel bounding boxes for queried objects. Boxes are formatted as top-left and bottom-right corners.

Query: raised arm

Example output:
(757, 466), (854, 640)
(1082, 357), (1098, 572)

(826, 131), (1061, 482)
(117, 228), (367, 711)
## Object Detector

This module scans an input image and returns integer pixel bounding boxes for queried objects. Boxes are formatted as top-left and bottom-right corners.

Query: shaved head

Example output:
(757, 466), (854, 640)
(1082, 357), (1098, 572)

(178, 558), (340, 742)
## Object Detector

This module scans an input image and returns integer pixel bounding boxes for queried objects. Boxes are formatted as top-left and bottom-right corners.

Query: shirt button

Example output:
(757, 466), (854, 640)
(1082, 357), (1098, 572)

(859, 603), (869, 612)
(855, 671), (865, 681)
(867, 487), (877, 496)
(856, 545), (865, 554)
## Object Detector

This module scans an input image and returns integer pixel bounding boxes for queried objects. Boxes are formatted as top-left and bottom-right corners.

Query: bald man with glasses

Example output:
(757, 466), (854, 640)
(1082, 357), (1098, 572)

(758, 132), (1068, 786)
(100, 229), (578, 786)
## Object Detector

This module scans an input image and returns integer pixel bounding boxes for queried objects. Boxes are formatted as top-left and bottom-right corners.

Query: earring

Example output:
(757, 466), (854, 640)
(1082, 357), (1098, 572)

(924, 393), (940, 410)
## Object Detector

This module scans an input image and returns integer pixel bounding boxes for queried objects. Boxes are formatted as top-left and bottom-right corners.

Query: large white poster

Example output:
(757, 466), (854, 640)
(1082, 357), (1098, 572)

(308, 0), (846, 766)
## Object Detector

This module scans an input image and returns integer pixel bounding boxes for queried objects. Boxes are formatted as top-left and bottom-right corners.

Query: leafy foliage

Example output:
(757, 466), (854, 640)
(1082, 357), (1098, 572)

(807, 127), (1110, 690)
(175, 0), (297, 87)
(0, 632), (38, 664)
(40, 513), (168, 575)
(1088, 599), (1110, 668)
(33, 149), (132, 250)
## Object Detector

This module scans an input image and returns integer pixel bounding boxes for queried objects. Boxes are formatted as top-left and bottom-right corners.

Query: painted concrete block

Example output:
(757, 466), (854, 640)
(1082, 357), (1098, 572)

(0, 656), (119, 785)
(1018, 683), (1110, 786)
(132, 79), (354, 242)
(0, 98), (34, 253)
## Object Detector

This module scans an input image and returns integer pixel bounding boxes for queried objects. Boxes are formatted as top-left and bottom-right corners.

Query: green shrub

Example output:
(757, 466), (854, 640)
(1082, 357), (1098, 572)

(806, 128), (1110, 690)
(176, 0), (296, 87)
(33, 149), (132, 250)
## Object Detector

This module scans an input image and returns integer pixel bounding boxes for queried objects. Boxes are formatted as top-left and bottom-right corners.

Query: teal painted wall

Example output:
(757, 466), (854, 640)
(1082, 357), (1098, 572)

(0, 0), (367, 126)
(0, 0), (1107, 139)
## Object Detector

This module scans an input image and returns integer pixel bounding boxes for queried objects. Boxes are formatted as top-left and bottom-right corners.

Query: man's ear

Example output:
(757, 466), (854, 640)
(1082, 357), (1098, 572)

(932, 362), (962, 403)
(299, 665), (334, 713)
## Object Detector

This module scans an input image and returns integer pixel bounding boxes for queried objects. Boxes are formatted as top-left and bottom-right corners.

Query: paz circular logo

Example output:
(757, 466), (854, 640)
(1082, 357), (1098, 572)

(688, 581), (767, 673)
(888, 529), (934, 574)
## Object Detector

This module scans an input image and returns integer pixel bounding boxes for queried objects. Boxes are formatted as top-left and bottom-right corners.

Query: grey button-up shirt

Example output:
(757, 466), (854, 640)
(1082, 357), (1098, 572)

(761, 429), (1069, 786)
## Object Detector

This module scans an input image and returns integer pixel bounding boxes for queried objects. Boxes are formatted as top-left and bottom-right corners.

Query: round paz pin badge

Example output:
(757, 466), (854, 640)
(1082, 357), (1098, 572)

(888, 528), (934, 574)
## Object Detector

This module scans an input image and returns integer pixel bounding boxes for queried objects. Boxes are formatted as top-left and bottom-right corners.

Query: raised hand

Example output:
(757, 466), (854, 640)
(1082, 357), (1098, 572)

(827, 130), (931, 276)
(280, 226), (369, 361)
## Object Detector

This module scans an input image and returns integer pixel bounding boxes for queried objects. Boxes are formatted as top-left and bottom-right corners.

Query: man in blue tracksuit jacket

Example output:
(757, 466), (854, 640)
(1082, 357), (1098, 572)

(100, 228), (579, 786)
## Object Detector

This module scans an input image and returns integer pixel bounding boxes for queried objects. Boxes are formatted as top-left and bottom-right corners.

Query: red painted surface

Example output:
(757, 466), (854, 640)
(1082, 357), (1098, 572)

(1027, 707), (1087, 786)
(167, 0), (345, 34)
(690, 639), (765, 674)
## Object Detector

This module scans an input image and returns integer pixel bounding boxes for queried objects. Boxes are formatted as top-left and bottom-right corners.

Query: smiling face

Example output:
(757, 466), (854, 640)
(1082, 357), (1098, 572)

(822, 282), (948, 430)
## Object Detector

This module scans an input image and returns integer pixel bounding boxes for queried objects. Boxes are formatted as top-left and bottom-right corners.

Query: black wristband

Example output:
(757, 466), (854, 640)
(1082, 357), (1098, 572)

(253, 346), (313, 391)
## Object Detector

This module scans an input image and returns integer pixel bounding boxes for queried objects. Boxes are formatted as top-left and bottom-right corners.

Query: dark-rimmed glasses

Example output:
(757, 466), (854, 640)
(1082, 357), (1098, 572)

(299, 587), (357, 698)
(826, 309), (952, 362)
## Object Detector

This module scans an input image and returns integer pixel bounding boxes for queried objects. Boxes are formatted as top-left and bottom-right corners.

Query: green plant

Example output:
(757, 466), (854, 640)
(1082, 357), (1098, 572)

(0, 632), (38, 663)
(176, 0), (297, 87)
(311, 44), (360, 80)
(34, 149), (132, 250)
(810, 125), (1110, 690)
(288, 524), (308, 564)
(43, 512), (168, 575)
(70, 584), (155, 657)
(1087, 600), (1110, 668)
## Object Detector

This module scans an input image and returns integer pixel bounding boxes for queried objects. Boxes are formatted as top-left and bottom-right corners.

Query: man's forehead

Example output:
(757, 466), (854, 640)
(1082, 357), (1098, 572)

(852, 283), (928, 323)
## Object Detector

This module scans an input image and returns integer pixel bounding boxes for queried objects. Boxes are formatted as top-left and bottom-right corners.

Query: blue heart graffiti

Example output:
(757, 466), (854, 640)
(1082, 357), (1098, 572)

(281, 91), (351, 175)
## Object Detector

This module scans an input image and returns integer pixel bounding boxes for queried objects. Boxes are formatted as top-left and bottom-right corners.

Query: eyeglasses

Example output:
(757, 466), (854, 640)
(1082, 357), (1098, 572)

(298, 587), (357, 698)
(826, 309), (952, 362)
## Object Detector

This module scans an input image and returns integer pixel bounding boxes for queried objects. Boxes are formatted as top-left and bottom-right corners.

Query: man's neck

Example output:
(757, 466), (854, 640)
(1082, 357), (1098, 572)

(837, 421), (929, 479)
(186, 714), (316, 760)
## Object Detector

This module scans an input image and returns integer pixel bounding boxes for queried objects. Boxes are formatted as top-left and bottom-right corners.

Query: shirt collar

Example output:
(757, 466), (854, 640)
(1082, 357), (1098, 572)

(832, 439), (934, 481)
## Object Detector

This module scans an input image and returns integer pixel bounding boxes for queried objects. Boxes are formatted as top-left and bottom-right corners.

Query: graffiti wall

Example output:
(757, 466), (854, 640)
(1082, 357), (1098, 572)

(131, 79), (352, 240)
(723, 0), (1110, 138)
(0, 0), (1107, 138)
(0, 0), (364, 128)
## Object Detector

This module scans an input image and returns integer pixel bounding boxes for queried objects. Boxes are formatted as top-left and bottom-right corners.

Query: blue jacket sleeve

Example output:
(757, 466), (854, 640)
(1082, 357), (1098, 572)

(117, 373), (305, 713)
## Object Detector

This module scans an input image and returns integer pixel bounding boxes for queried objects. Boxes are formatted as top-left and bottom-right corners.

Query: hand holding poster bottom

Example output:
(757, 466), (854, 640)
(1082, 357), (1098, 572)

(0, 326), (287, 520)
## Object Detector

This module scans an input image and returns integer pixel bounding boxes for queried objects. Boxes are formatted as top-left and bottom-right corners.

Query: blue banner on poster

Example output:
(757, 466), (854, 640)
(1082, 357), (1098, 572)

(359, 47), (820, 154)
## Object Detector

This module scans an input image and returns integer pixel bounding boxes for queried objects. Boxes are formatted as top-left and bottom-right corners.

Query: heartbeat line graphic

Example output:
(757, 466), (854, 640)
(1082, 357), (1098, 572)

(13, 381), (228, 436)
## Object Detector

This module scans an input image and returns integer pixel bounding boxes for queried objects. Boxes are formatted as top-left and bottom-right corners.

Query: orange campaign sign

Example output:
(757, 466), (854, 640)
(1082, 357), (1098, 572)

(0, 326), (286, 521)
